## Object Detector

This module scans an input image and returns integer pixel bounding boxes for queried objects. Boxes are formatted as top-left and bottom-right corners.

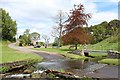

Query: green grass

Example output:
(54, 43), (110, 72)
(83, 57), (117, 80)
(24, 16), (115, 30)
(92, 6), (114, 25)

(34, 47), (88, 59)
(34, 47), (71, 54)
(0, 40), (2, 63)
(0, 41), (43, 63)
(33, 36), (119, 66)
(33, 45), (119, 66)
(89, 53), (107, 58)
(99, 58), (120, 66)
(79, 36), (118, 51)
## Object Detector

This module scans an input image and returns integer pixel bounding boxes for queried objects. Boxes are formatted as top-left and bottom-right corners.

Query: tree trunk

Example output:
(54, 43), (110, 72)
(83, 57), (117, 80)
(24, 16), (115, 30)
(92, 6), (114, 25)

(45, 44), (47, 48)
(58, 38), (60, 48)
(58, 17), (63, 48)
(75, 44), (77, 50)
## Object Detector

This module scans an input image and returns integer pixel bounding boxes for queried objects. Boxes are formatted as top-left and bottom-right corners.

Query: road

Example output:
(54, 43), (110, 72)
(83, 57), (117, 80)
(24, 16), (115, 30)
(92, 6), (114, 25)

(8, 43), (65, 61)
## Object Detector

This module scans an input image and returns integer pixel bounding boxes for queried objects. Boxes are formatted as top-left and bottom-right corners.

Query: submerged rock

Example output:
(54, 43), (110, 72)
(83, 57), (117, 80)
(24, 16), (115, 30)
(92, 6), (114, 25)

(23, 69), (32, 74)
(31, 69), (80, 78)
(0, 73), (7, 78)
(33, 70), (44, 74)
(31, 72), (47, 78)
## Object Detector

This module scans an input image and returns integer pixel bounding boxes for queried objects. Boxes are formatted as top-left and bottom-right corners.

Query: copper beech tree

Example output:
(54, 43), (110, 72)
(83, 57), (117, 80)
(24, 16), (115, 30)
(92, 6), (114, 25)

(62, 27), (92, 50)
(62, 4), (92, 50)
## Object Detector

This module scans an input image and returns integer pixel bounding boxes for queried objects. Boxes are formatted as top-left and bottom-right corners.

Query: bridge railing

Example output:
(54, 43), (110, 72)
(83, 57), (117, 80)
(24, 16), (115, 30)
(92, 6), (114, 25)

(85, 50), (107, 53)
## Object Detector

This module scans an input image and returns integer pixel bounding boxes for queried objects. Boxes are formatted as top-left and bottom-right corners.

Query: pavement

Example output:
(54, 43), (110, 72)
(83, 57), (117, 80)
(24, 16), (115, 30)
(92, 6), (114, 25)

(8, 43), (65, 61)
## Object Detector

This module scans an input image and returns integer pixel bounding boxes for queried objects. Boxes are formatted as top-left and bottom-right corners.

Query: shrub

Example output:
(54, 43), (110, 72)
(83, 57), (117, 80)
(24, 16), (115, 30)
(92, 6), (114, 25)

(52, 43), (58, 46)
(0, 66), (10, 73)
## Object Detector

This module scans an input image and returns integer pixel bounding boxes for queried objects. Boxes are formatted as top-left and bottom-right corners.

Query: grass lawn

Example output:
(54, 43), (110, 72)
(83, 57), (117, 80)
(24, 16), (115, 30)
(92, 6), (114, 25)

(79, 36), (118, 51)
(0, 41), (43, 63)
(0, 40), (2, 63)
(99, 58), (120, 66)
(89, 53), (107, 58)
(34, 47), (91, 59)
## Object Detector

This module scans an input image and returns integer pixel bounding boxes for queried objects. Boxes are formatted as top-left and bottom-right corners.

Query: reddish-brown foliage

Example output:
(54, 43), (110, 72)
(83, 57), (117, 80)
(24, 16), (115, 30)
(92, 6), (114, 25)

(62, 4), (92, 50)
(63, 4), (92, 33)
(62, 27), (92, 45)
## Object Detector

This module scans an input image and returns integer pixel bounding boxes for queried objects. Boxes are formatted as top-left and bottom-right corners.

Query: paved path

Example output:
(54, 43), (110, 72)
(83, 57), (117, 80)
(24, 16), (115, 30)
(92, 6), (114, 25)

(8, 43), (65, 61)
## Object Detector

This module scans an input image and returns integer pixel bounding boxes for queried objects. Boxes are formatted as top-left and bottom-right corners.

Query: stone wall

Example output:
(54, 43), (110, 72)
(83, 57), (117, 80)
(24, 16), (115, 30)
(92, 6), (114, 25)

(107, 50), (120, 58)
(71, 50), (89, 56)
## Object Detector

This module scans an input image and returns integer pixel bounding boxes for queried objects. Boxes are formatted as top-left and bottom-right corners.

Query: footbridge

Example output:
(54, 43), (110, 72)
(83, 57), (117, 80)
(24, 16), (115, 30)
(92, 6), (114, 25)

(71, 49), (120, 58)
(85, 50), (120, 58)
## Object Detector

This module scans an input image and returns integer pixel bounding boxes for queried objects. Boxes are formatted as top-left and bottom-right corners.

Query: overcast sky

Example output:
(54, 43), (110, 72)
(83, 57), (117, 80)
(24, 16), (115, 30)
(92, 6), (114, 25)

(0, 0), (119, 43)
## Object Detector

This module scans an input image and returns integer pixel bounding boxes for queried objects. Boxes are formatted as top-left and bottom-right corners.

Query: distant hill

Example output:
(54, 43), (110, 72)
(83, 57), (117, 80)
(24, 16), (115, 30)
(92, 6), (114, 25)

(80, 36), (119, 51)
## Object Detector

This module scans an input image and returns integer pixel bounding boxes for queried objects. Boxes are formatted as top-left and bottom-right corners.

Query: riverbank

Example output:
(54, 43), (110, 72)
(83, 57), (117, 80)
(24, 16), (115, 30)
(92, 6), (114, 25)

(33, 48), (89, 59)
(33, 47), (120, 66)
(99, 58), (120, 66)
(33, 47), (108, 59)
(1, 43), (66, 74)
(0, 59), (41, 74)
(1, 41), (43, 63)
(0, 41), (43, 73)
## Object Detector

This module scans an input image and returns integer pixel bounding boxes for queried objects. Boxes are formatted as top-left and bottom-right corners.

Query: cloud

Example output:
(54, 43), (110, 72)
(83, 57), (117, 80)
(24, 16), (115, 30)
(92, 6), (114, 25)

(89, 11), (117, 26)
(0, 0), (118, 42)
(84, 0), (119, 2)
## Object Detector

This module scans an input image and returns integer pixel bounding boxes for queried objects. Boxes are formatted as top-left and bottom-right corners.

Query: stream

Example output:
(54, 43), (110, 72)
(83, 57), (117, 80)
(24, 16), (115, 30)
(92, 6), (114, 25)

(36, 58), (105, 73)
(4, 57), (119, 78)
(3, 43), (119, 79)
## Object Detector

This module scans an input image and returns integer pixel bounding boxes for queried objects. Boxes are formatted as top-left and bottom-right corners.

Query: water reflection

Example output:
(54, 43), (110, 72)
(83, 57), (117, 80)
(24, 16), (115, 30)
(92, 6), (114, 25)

(36, 59), (96, 72)
(5, 58), (118, 78)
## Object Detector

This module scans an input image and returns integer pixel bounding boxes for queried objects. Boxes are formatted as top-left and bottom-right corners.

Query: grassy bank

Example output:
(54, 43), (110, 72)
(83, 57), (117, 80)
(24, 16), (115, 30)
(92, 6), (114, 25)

(33, 47), (108, 59)
(79, 36), (118, 51)
(0, 41), (43, 63)
(34, 47), (119, 66)
(89, 53), (107, 58)
(0, 59), (41, 73)
(99, 58), (120, 66)
(33, 48), (88, 59)
(0, 41), (43, 73)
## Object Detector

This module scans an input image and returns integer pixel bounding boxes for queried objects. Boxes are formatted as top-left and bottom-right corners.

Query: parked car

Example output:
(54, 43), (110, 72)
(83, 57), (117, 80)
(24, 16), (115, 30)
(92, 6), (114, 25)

(34, 44), (41, 48)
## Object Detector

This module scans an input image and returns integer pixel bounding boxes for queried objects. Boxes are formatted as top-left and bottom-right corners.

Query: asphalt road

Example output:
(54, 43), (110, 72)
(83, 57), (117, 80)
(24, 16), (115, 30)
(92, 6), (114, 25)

(8, 43), (65, 61)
